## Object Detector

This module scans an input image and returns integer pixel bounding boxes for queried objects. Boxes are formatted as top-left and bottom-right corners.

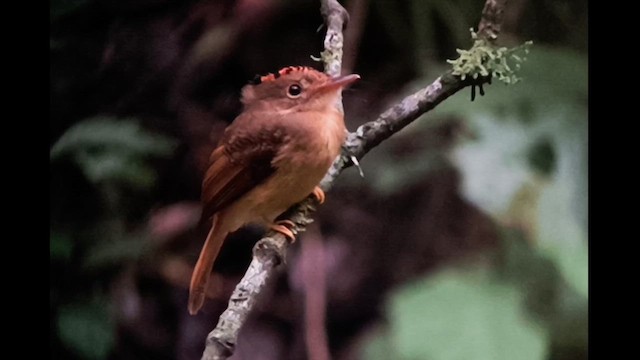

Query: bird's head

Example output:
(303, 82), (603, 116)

(241, 66), (359, 112)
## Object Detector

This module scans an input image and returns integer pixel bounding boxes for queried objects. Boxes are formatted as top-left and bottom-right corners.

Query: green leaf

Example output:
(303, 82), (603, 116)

(364, 269), (548, 360)
(74, 151), (158, 189)
(50, 116), (176, 190)
(542, 241), (588, 298)
(57, 298), (114, 360)
(83, 234), (149, 271)
(50, 116), (175, 160)
(360, 327), (397, 360)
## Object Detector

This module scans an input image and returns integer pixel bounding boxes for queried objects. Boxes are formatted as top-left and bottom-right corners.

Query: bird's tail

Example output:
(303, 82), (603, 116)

(188, 214), (227, 315)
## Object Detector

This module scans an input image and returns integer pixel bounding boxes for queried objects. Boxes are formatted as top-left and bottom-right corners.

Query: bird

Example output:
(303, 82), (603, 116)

(188, 66), (360, 315)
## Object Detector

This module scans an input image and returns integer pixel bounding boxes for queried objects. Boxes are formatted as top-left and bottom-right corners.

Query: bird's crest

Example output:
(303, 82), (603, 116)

(249, 66), (318, 85)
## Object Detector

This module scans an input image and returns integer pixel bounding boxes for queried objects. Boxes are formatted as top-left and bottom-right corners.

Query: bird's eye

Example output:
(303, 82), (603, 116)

(287, 84), (302, 98)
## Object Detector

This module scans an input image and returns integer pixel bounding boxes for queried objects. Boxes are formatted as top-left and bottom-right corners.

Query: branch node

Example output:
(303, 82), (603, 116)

(202, 336), (234, 360)
(253, 237), (287, 266)
(350, 155), (365, 178)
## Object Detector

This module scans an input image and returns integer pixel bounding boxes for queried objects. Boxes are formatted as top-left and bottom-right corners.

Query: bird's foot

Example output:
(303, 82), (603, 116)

(270, 220), (296, 242)
(311, 186), (325, 204)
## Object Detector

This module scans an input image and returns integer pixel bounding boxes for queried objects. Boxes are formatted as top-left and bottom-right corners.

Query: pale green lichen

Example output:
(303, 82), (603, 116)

(447, 28), (533, 85)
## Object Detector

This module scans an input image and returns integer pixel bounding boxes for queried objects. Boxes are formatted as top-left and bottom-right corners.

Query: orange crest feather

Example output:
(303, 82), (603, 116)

(250, 66), (318, 85)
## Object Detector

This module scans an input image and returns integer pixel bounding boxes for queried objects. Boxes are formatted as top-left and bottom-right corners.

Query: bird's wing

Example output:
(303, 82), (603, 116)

(200, 114), (287, 223)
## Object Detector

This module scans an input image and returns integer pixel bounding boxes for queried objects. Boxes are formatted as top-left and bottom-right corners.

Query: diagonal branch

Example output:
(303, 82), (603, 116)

(199, 0), (509, 359)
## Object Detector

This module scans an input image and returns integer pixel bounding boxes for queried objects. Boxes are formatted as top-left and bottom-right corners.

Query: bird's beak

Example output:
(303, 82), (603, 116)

(318, 74), (361, 93)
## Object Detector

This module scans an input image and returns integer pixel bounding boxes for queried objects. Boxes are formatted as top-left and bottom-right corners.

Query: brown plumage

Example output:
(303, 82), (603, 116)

(188, 66), (359, 315)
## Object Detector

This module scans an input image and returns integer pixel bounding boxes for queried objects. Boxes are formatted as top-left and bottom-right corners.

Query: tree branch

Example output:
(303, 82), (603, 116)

(199, 0), (508, 358)
(320, 0), (349, 77)
(478, 0), (507, 42)
(200, 232), (289, 360)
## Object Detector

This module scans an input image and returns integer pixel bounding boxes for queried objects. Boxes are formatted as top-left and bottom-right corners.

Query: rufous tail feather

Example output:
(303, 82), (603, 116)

(188, 215), (227, 315)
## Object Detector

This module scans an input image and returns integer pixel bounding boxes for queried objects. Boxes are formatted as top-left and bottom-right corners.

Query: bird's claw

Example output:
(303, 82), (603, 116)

(312, 186), (325, 204)
(270, 220), (296, 242)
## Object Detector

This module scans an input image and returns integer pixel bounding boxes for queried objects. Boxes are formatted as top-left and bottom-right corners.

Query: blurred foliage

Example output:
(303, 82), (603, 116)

(57, 298), (115, 360)
(360, 44), (587, 359)
(364, 268), (548, 360)
(51, 117), (176, 191)
(444, 46), (588, 298)
(50, 0), (586, 358)
(51, 116), (176, 359)
(374, 0), (485, 61)
(50, 0), (90, 21)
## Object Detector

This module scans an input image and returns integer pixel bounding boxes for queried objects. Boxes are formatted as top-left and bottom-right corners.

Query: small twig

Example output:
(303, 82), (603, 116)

(477, 0), (507, 42)
(320, 0), (349, 77)
(199, 0), (509, 358)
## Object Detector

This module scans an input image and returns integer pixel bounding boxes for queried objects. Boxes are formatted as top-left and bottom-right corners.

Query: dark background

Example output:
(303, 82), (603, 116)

(50, 0), (588, 359)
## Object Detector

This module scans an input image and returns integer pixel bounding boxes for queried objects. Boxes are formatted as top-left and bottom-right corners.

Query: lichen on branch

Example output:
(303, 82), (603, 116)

(447, 28), (533, 85)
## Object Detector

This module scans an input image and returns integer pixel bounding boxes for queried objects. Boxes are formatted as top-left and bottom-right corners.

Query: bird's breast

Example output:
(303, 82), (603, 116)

(246, 110), (345, 223)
